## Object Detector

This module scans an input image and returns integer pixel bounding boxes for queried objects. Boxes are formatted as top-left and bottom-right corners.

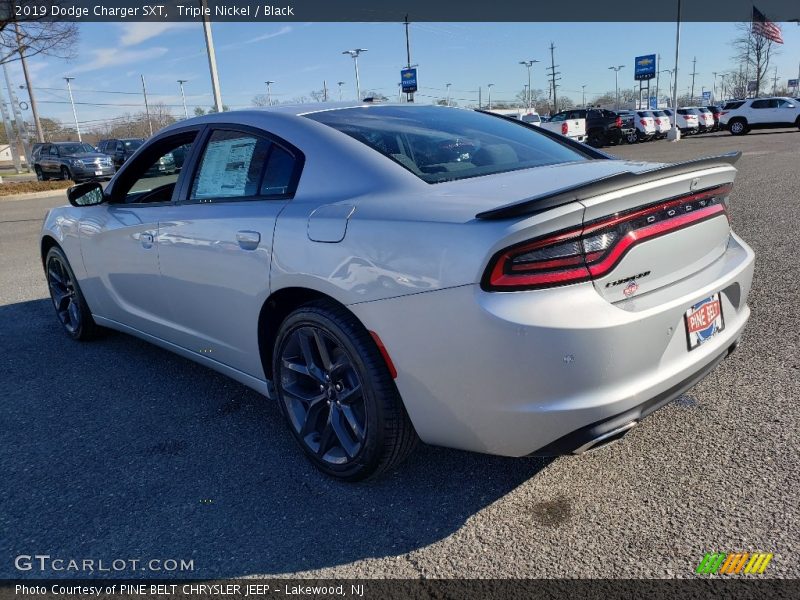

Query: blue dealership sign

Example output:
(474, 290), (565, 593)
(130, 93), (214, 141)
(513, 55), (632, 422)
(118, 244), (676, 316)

(634, 54), (656, 81)
(702, 91), (712, 103)
(649, 96), (657, 109)
(789, 79), (799, 88)
(401, 67), (418, 93)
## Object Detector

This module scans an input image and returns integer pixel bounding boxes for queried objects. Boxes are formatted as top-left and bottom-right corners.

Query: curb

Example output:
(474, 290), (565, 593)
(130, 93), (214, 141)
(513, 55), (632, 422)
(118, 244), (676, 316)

(0, 188), (69, 202)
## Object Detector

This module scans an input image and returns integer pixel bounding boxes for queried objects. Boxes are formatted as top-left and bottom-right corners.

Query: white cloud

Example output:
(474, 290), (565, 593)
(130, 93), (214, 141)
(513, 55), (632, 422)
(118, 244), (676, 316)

(69, 47), (169, 74)
(241, 25), (293, 45)
(119, 22), (196, 47)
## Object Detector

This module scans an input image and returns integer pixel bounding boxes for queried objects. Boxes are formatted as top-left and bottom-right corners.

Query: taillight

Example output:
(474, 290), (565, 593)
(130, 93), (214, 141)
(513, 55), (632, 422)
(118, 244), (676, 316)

(640, 119), (648, 126)
(718, 111), (727, 117)
(561, 122), (568, 135)
(615, 116), (622, 128)
(482, 184), (732, 291)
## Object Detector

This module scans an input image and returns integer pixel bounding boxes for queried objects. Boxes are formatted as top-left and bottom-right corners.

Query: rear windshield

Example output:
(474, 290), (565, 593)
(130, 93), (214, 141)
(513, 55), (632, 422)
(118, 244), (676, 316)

(652, 110), (666, 117)
(677, 108), (696, 115)
(697, 107), (711, 114)
(306, 106), (587, 184)
(636, 111), (653, 118)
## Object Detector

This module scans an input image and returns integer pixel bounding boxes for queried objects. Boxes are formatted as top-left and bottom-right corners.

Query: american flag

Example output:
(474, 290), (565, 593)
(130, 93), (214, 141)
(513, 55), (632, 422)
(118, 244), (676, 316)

(752, 6), (784, 44)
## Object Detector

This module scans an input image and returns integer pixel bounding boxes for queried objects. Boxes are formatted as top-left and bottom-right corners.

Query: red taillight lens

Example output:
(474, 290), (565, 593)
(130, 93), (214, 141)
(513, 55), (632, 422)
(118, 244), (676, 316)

(718, 111), (727, 117)
(615, 117), (622, 128)
(640, 119), (647, 126)
(561, 122), (568, 135)
(482, 184), (732, 291)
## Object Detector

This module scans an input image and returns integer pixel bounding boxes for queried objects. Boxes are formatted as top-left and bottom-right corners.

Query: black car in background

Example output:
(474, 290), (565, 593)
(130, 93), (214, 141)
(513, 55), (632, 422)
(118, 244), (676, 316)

(97, 138), (145, 169)
(549, 108), (625, 147)
(33, 142), (115, 182)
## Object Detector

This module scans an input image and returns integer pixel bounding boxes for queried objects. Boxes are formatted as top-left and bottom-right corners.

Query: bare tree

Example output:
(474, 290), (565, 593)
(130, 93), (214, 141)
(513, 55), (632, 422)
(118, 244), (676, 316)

(731, 22), (779, 97)
(0, 3), (79, 64)
(252, 94), (270, 107)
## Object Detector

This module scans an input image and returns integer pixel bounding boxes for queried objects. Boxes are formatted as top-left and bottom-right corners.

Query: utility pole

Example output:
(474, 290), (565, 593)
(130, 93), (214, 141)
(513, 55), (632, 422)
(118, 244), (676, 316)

(201, 0), (223, 112)
(478, 86), (482, 110)
(0, 92), (22, 173)
(337, 81), (345, 101)
(445, 82), (451, 106)
(581, 84), (586, 108)
(15, 22), (43, 143)
(323, 80), (328, 102)
(711, 72), (718, 103)
(177, 79), (189, 119)
(518, 59), (539, 111)
(63, 77), (81, 142)
(265, 80), (274, 105)
(342, 49), (367, 100)
(689, 56), (698, 103)
(141, 75), (153, 137)
(547, 42), (560, 113)
(608, 65), (625, 110)
(487, 83), (494, 109)
(3, 63), (29, 167)
(403, 14), (414, 102)
(668, 0), (682, 141)
(772, 67), (778, 95)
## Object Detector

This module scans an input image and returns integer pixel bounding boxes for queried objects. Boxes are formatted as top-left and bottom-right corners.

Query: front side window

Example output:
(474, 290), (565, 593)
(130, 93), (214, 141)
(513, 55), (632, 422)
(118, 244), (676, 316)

(306, 106), (588, 184)
(118, 132), (197, 204)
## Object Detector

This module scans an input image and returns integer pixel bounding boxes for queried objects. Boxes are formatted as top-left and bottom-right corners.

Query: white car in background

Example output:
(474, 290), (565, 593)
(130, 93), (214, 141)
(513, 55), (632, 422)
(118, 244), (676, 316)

(520, 112), (543, 126)
(718, 97), (800, 135)
(652, 110), (672, 138)
(663, 108), (700, 134)
(539, 111), (587, 143)
(685, 107), (716, 133)
(634, 110), (657, 141)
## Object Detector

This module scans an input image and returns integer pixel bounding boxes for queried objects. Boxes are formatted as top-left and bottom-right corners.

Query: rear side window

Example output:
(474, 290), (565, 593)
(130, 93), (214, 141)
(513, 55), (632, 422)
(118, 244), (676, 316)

(723, 101), (745, 110)
(306, 106), (587, 184)
(750, 100), (771, 109)
(190, 129), (300, 200)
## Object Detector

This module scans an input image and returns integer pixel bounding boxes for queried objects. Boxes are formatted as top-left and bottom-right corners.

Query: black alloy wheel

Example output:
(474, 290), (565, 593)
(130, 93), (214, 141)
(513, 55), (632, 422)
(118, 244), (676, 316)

(273, 301), (417, 481)
(45, 246), (97, 340)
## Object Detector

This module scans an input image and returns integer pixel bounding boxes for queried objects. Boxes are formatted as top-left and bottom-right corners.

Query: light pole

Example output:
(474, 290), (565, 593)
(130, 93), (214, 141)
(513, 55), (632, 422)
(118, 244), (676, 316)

(608, 65), (625, 110)
(141, 74), (153, 137)
(177, 79), (189, 119)
(487, 83), (494, 109)
(264, 80), (275, 105)
(63, 77), (81, 142)
(201, 0), (223, 113)
(445, 83), (451, 106)
(342, 49), (367, 100)
(337, 81), (345, 101)
(711, 72), (718, 103)
(667, 0), (682, 141)
(581, 84), (586, 107)
(519, 60), (539, 111)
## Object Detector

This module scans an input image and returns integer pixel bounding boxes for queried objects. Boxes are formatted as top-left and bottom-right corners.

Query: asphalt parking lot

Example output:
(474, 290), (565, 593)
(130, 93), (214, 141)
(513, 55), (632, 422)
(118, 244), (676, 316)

(1, 129), (798, 579)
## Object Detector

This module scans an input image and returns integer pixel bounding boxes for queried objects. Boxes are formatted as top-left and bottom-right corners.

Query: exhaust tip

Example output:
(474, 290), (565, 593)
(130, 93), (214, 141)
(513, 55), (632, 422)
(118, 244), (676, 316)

(572, 421), (637, 455)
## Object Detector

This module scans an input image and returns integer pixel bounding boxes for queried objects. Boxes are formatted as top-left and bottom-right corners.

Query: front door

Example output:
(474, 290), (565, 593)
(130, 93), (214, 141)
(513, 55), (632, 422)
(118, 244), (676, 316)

(78, 130), (200, 337)
(156, 126), (303, 377)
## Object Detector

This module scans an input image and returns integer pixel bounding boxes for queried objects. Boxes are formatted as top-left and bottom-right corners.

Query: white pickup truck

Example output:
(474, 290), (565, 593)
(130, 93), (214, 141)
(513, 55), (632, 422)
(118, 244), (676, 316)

(535, 112), (588, 143)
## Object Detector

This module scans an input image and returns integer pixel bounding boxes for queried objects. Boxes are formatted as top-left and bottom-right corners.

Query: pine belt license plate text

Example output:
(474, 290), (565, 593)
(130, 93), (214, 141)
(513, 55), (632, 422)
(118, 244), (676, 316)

(684, 293), (724, 350)
(94, 170), (103, 176)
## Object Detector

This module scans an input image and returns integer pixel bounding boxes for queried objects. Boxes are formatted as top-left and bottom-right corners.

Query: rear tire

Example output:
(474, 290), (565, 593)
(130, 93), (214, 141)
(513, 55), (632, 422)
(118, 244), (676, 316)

(587, 130), (604, 147)
(729, 119), (748, 136)
(45, 246), (99, 341)
(273, 300), (417, 481)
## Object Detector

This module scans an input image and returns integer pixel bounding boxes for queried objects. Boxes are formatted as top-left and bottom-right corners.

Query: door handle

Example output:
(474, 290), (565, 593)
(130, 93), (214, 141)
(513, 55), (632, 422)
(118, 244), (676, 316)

(236, 230), (261, 250)
(140, 232), (154, 248)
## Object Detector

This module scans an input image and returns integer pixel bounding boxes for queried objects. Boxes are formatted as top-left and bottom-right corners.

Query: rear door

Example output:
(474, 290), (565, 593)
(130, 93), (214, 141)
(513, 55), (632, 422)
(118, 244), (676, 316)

(156, 125), (304, 377)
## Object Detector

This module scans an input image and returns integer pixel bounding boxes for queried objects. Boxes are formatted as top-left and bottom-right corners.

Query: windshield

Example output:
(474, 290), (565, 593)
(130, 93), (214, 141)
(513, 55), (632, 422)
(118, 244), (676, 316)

(124, 139), (144, 149)
(57, 143), (96, 155)
(305, 106), (587, 184)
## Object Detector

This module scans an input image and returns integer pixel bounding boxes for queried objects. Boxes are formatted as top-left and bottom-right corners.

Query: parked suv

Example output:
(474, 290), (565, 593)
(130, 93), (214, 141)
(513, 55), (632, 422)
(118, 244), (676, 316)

(97, 138), (144, 168)
(663, 108), (700, 134)
(652, 109), (672, 138)
(718, 97), (800, 135)
(550, 108), (623, 147)
(33, 142), (115, 182)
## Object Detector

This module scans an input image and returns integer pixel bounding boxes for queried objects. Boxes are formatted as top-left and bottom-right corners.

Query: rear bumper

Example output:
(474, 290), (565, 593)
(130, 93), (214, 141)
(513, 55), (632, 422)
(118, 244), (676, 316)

(349, 232), (755, 457)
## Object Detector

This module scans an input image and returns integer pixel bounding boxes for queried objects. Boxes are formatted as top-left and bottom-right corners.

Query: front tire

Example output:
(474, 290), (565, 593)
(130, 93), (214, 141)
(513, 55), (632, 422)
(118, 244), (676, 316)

(273, 301), (417, 481)
(45, 246), (98, 340)
(60, 166), (73, 181)
(34, 165), (46, 181)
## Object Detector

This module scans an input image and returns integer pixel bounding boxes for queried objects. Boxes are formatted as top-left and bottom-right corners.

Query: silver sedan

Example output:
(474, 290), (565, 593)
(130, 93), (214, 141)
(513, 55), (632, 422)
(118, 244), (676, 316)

(41, 104), (755, 480)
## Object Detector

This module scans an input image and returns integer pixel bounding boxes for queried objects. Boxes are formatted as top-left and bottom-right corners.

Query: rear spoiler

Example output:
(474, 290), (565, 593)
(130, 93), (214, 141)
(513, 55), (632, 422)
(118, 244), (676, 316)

(475, 151), (741, 221)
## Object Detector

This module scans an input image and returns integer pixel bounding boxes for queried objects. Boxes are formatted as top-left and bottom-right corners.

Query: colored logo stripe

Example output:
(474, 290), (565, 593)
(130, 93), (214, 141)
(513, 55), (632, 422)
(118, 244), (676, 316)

(696, 552), (773, 574)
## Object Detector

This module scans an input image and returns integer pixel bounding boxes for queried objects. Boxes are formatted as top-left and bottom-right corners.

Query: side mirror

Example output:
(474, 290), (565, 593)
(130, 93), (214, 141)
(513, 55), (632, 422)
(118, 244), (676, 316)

(67, 181), (105, 207)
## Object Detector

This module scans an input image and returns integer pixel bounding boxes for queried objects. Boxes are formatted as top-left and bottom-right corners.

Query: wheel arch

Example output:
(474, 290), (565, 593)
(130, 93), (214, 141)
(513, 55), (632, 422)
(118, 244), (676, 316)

(258, 286), (363, 381)
(41, 234), (60, 268)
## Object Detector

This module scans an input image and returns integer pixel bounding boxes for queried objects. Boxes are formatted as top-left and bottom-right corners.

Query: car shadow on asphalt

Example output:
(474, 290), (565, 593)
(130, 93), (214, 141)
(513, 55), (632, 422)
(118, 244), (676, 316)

(1, 299), (553, 578)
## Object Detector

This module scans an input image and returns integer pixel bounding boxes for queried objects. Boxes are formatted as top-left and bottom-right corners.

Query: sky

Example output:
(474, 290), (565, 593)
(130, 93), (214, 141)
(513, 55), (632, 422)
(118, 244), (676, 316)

(4, 21), (800, 130)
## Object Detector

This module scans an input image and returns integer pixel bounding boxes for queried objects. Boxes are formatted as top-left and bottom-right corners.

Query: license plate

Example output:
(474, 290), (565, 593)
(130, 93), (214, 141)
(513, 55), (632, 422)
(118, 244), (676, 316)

(684, 293), (724, 350)
(94, 170), (103, 176)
